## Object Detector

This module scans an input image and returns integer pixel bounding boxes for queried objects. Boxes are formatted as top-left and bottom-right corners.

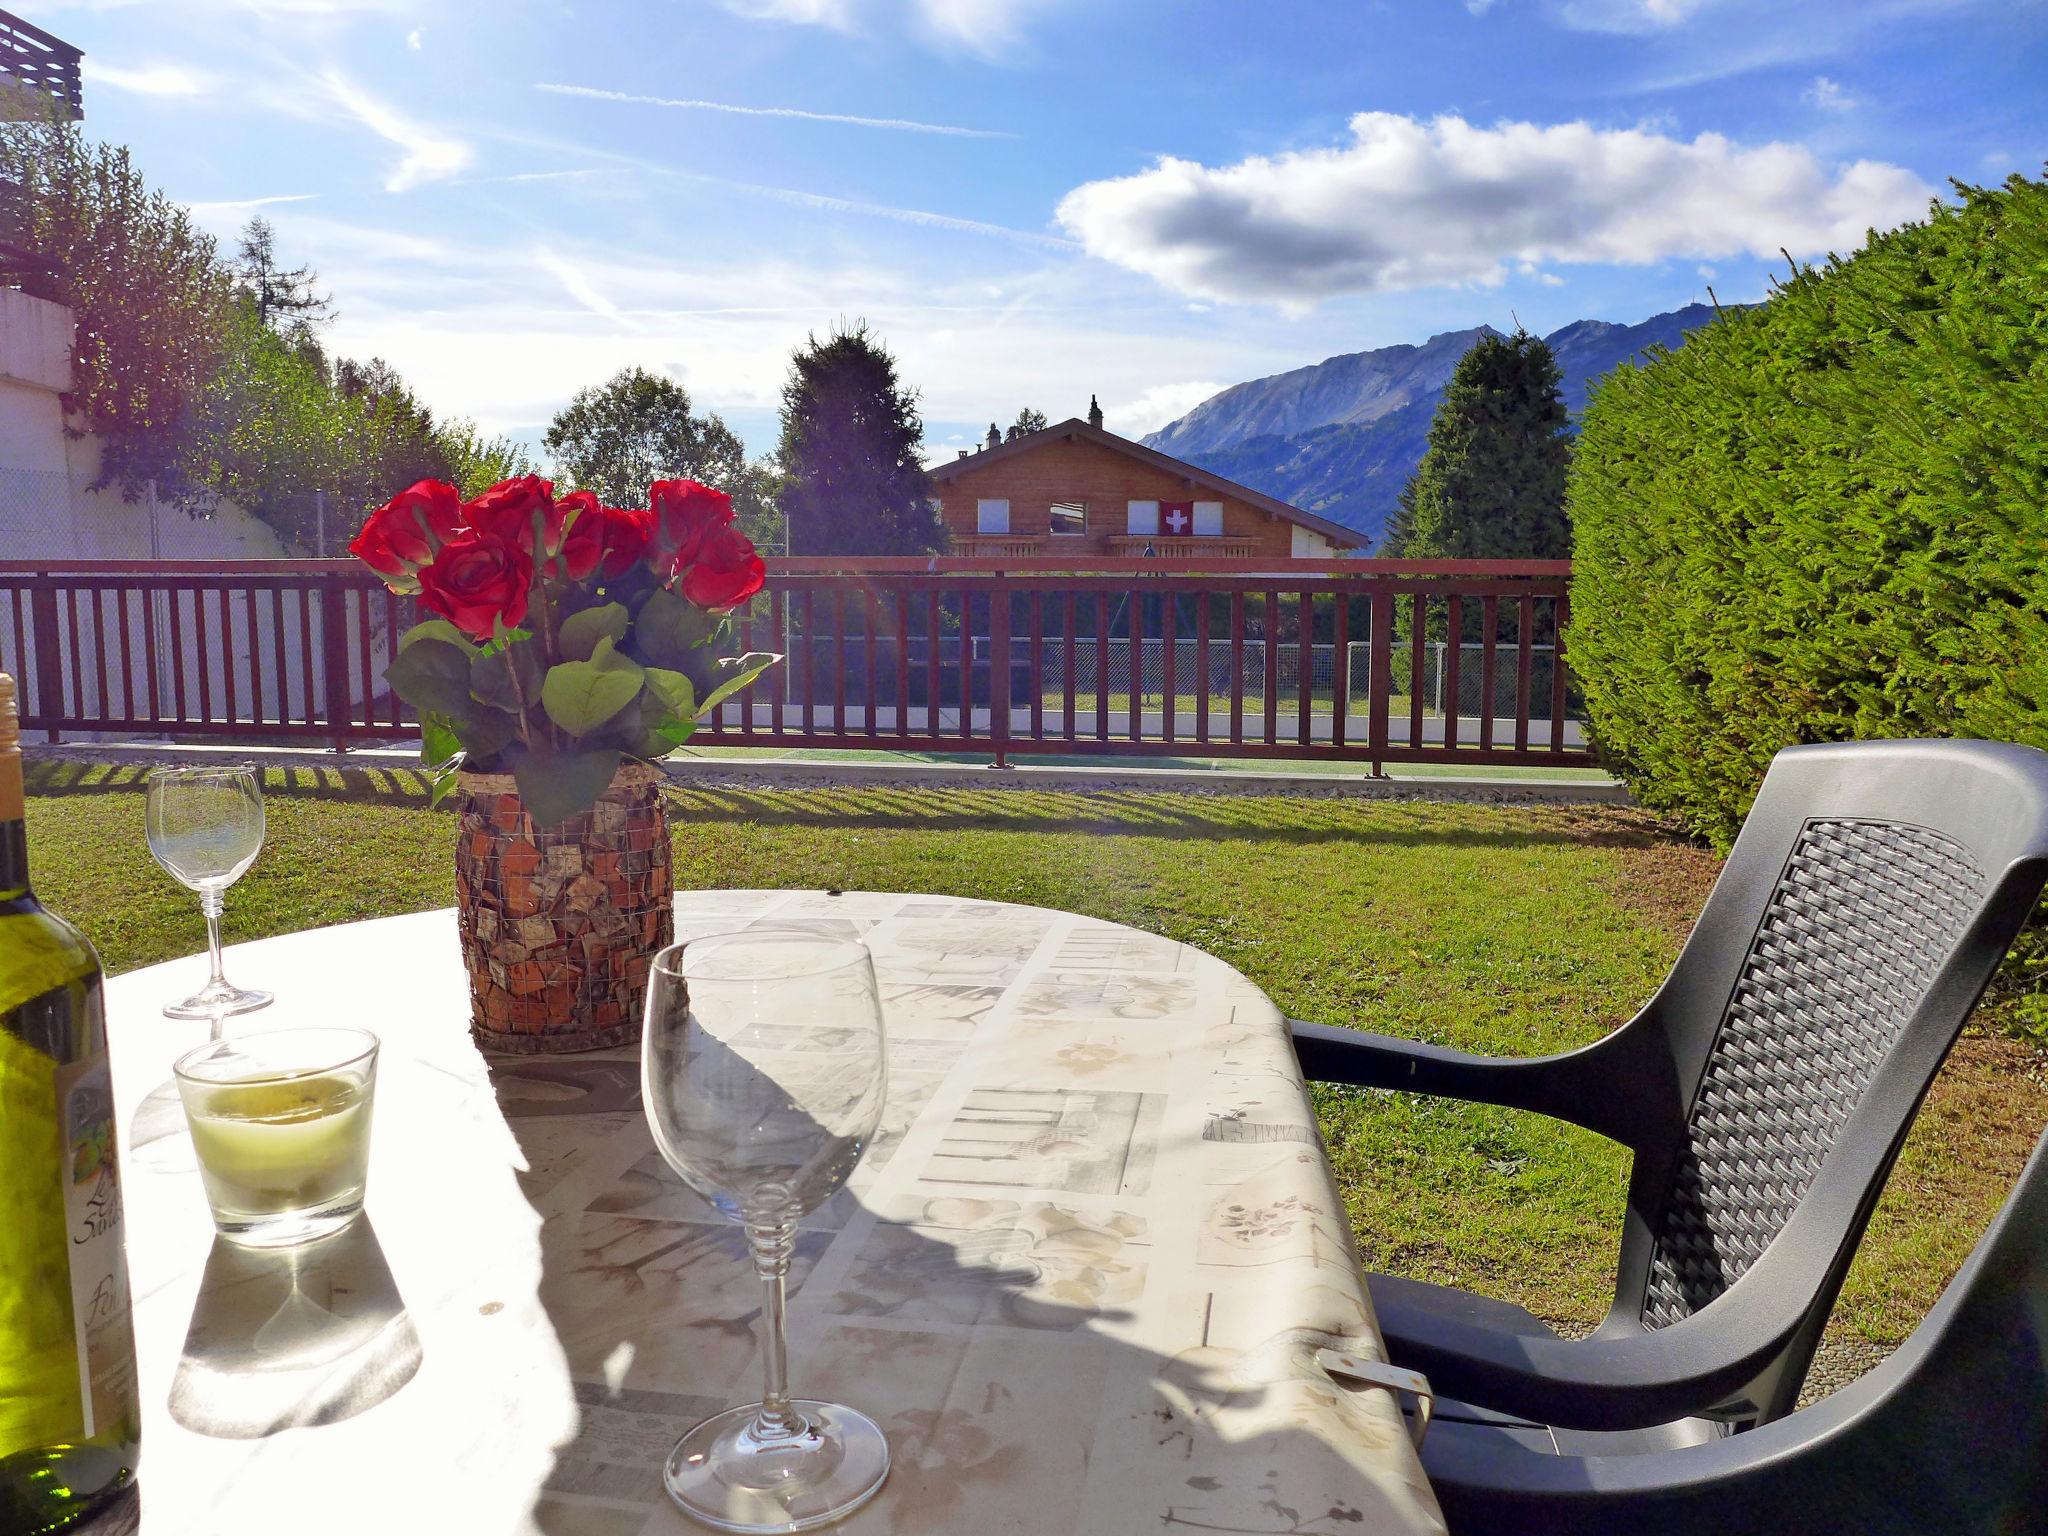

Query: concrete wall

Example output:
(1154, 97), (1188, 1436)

(0, 293), (394, 738)
(0, 290), (287, 562)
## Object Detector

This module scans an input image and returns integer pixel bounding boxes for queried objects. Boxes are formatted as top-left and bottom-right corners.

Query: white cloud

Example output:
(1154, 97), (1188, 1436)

(184, 192), (318, 220)
(405, 26), (423, 48)
(535, 83), (1012, 138)
(912, 0), (1059, 53)
(1553, 0), (1709, 31)
(1109, 381), (1226, 438)
(244, 206), (1298, 457)
(713, 0), (1063, 56)
(719, 0), (858, 26)
(1805, 75), (1856, 111)
(1466, 0), (1499, 13)
(320, 71), (474, 191)
(81, 58), (214, 95)
(535, 246), (633, 329)
(1056, 112), (1934, 306)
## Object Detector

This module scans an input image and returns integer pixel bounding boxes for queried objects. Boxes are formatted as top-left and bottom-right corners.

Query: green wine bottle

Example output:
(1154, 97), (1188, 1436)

(0, 674), (141, 1533)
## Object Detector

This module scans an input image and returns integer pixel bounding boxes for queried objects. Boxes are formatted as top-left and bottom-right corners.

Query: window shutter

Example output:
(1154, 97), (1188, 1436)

(1127, 500), (1160, 536)
(1192, 501), (1224, 536)
(976, 499), (1010, 534)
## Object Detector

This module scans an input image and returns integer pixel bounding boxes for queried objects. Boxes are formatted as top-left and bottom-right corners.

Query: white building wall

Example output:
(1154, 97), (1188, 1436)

(1291, 524), (1336, 559)
(0, 293), (393, 737)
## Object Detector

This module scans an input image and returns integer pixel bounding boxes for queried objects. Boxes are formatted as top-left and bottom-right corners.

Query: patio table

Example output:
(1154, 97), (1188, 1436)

(102, 889), (1444, 1536)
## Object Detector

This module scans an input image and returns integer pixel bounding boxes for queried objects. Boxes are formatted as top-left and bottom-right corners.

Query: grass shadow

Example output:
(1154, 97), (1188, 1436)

(658, 782), (1672, 852)
(24, 757), (444, 808)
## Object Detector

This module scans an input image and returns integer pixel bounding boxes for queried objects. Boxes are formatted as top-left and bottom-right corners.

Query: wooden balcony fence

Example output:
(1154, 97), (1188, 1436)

(0, 11), (83, 122)
(0, 557), (1592, 772)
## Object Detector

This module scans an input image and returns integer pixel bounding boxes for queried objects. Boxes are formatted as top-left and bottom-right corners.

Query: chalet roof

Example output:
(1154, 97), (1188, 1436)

(929, 418), (1364, 549)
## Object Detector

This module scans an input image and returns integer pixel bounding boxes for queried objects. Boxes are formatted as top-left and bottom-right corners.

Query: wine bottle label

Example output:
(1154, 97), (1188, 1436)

(54, 1053), (137, 1438)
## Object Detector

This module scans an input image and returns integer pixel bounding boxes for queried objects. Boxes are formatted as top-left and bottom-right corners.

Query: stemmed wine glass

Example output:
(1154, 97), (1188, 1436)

(642, 929), (890, 1533)
(145, 766), (272, 1021)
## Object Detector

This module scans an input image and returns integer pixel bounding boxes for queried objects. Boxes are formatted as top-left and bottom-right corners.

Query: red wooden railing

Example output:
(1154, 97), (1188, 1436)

(0, 558), (1592, 772)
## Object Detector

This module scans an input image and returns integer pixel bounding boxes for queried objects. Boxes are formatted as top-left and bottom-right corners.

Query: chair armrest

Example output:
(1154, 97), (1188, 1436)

(1385, 1303), (1788, 1432)
(1289, 1018), (1647, 1147)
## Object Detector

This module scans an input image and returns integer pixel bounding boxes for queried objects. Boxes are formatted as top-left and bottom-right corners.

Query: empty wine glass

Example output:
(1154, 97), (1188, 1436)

(145, 766), (272, 1020)
(642, 929), (890, 1533)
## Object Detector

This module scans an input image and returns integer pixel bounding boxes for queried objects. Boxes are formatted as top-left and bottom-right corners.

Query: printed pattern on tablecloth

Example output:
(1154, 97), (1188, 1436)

(494, 890), (1443, 1536)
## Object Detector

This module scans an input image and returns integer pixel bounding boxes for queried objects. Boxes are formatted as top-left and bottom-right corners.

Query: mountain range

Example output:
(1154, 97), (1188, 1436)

(1143, 303), (1720, 549)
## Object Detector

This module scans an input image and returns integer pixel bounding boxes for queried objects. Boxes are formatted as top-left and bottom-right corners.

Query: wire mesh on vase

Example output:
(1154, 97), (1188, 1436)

(454, 763), (674, 1053)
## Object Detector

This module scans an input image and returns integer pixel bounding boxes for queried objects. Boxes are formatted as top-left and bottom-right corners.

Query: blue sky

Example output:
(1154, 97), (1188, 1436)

(24, 0), (2048, 464)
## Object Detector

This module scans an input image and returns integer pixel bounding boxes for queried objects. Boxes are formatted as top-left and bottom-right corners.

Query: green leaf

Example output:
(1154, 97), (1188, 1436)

(557, 602), (630, 663)
(642, 666), (697, 720)
(540, 637), (646, 739)
(400, 619), (475, 654)
(459, 708), (521, 763)
(697, 652), (781, 717)
(427, 760), (465, 809)
(471, 641), (542, 714)
(386, 637), (475, 722)
(513, 748), (621, 829)
(632, 585), (719, 669)
(420, 715), (464, 769)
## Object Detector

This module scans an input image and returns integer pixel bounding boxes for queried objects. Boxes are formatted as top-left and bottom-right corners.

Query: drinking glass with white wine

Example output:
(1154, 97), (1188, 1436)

(642, 929), (890, 1533)
(145, 766), (271, 1020)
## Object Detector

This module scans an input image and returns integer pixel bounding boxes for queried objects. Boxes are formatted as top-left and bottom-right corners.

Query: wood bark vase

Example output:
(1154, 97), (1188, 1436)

(454, 763), (673, 1052)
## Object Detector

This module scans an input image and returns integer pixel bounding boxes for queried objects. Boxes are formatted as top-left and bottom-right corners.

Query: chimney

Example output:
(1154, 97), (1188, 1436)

(1087, 393), (1104, 430)
(957, 449), (968, 459)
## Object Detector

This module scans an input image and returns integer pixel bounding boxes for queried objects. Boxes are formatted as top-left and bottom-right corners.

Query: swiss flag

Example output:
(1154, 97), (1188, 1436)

(1161, 500), (1194, 535)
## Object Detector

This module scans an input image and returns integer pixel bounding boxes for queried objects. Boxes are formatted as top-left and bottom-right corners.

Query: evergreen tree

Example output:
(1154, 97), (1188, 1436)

(1391, 330), (1571, 560)
(234, 216), (331, 339)
(775, 323), (938, 555)
(1006, 407), (1048, 441)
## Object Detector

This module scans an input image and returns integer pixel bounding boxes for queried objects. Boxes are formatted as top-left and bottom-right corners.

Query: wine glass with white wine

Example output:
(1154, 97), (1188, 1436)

(145, 766), (272, 1021)
(642, 928), (890, 1533)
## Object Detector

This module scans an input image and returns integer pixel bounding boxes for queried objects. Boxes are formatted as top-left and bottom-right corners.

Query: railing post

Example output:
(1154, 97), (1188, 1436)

(320, 581), (353, 754)
(987, 574), (1012, 769)
(29, 584), (63, 743)
(1367, 581), (1392, 776)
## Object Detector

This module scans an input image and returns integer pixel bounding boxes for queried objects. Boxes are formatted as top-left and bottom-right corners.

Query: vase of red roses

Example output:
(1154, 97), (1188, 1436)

(349, 474), (775, 1052)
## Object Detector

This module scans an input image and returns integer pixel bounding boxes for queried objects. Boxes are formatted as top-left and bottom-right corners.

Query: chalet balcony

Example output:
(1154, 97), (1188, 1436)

(952, 535), (1048, 558)
(1104, 535), (1257, 559)
(0, 11), (83, 122)
(952, 535), (1261, 559)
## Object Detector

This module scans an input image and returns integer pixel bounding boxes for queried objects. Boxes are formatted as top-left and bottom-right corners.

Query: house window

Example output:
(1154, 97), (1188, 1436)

(1192, 501), (1224, 536)
(1127, 500), (1160, 536)
(976, 499), (1010, 534)
(1049, 501), (1086, 536)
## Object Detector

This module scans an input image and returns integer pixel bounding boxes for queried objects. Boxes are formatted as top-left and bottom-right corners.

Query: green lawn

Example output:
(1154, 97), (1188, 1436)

(25, 757), (2039, 1350)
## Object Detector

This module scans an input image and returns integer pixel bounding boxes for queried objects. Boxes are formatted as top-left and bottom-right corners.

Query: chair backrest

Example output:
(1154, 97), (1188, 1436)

(1604, 741), (2048, 1415)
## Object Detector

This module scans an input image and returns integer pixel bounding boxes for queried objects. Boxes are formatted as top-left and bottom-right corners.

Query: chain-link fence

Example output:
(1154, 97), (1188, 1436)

(0, 465), (293, 559)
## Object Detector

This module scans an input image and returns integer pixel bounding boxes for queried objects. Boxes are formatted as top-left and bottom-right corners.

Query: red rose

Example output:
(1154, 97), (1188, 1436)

(555, 494), (651, 582)
(464, 474), (563, 557)
(598, 506), (653, 578)
(648, 479), (734, 571)
(678, 523), (766, 611)
(416, 530), (534, 639)
(349, 480), (462, 589)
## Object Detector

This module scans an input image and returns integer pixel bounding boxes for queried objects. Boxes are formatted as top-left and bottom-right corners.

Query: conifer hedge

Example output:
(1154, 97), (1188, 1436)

(1568, 175), (2048, 851)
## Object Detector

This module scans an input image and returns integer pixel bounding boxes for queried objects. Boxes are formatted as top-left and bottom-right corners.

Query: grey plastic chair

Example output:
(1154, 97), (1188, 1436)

(1291, 739), (2048, 1452)
(1424, 1114), (2048, 1535)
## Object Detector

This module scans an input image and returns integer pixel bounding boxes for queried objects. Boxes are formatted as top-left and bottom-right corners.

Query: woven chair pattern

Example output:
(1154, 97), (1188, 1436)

(1641, 819), (1985, 1329)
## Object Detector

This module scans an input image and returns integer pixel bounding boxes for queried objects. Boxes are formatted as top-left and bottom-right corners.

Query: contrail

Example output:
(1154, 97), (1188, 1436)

(536, 83), (1015, 140)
